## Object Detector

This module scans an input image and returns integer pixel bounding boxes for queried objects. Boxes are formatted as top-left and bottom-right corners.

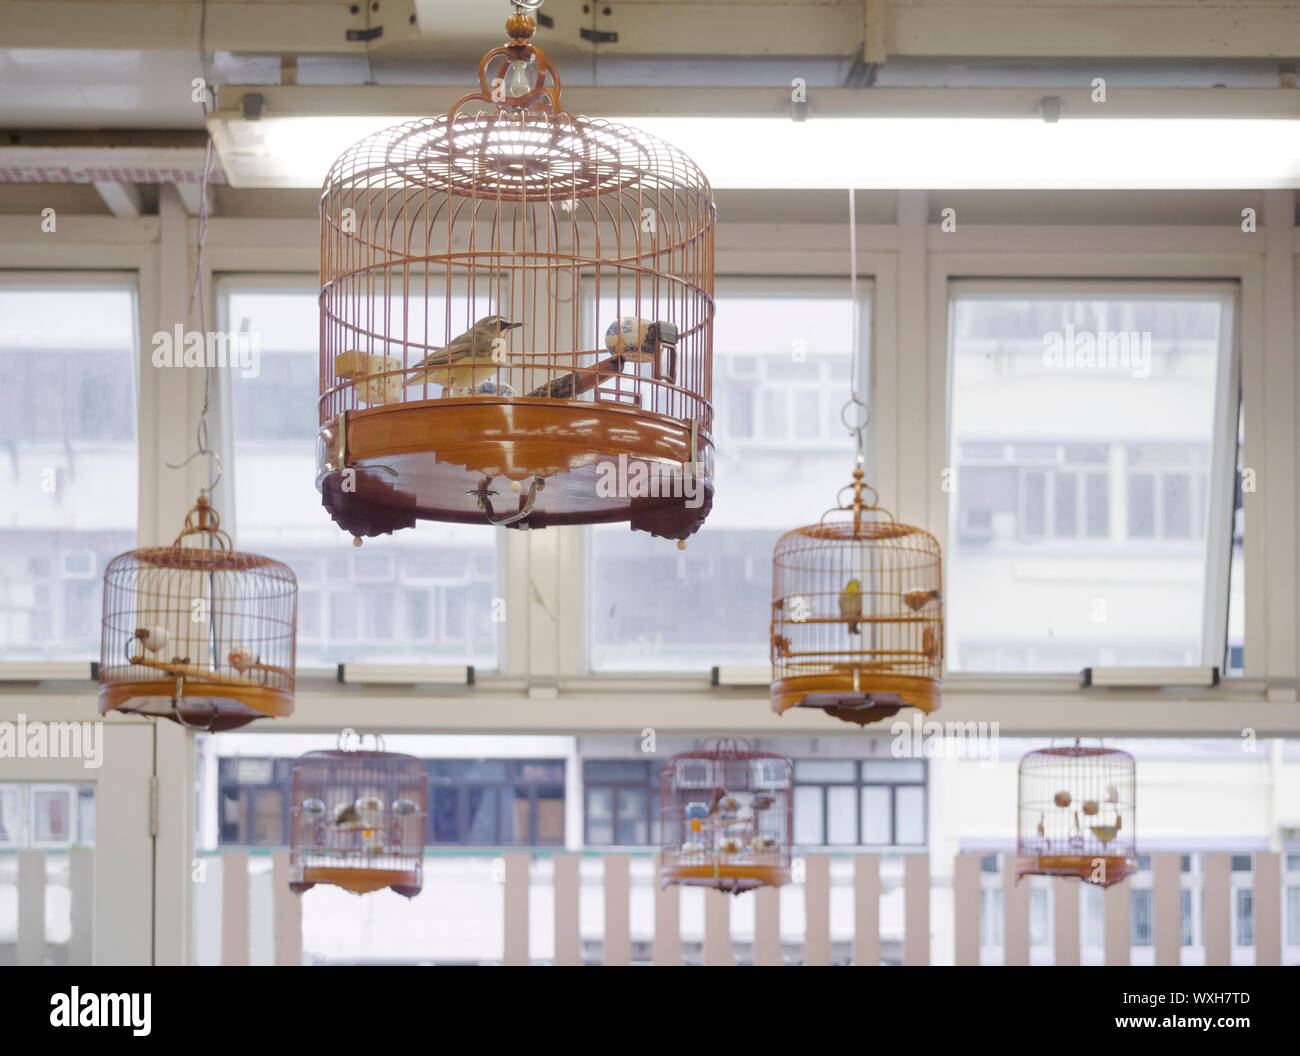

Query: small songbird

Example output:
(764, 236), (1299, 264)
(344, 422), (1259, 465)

(404, 315), (522, 394)
(839, 578), (863, 634)
(903, 587), (942, 612)
(332, 802), (361, 828)
(752, 835), (776, 851)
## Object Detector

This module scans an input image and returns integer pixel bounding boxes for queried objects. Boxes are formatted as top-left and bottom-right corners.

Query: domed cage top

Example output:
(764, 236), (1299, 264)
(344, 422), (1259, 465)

(659, 740), (793, 894)
(771, 469), (943, 727)
(99, 496), (297, 732)
(1016, 742), (1136, 888)
(317, 3), (715, 541)
(289, 739), (429, 898)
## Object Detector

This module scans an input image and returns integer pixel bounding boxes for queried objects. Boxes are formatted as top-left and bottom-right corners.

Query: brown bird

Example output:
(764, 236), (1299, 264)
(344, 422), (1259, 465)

(404, 315), (522, 394)
(903, 588), (942, 612)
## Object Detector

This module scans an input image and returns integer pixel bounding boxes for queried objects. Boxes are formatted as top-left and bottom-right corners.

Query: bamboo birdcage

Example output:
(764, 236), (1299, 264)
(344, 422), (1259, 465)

(289, 735), (428, 898)
(771, 468), (943, 726)
(98, 496), (297, 732)
(1016, 741), (1136, 887)
(659, 740), (793, 894)
(316, 1), (715, 541)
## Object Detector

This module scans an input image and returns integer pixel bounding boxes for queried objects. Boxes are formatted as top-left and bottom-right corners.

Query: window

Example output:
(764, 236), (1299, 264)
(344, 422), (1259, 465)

(215, 755), (565, 847)
(1235, 887), (1254, 948)
(427, 759), (565, 846)
(1131, 888), (1154, 947)
(589, 279), (869, 670)
(221, 282), (503, 669)
(584, 759), (659, 846)
(947, 286), (1238, 673)
(0, 784), (95, 848)
(0, 279), (139, 660)
(218, 758), (293, 845)
(793, 758), (925, 847)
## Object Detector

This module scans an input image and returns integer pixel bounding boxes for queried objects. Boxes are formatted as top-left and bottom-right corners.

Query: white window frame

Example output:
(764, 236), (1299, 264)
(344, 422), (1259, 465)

(942, 279), (1241, 674)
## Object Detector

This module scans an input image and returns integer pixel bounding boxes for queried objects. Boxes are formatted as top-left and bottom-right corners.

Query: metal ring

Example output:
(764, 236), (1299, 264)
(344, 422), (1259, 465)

(840, 397), (870, 434)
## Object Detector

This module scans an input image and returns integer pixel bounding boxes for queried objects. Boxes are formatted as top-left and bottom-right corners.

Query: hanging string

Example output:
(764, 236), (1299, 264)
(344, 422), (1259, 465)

(164, 125), (222, 496)
(839, 186), (869, 469)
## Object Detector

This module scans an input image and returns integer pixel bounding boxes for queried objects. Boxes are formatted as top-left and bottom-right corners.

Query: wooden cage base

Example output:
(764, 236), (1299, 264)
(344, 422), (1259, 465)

(1015, 854), (1135, 888)
(98, 680), (293, 731)
(659, 861), (790, 893)
(317, 398), (714, 540)
(290, 864), (423, 897)
(771, 672), (939, 727)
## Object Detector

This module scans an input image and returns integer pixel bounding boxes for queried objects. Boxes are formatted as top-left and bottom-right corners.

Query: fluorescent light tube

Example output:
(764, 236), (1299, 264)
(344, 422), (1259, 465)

(210, 110), (1300, 190)
(1081, 666), (1219, 689)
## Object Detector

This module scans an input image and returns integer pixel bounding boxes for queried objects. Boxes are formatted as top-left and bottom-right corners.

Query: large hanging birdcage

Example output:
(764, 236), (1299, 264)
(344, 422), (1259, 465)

(289, 734), (429, 898)
(1017, 741), (1136, 887)
(316, 0), (715, 541)
(99, 496), (297, 732)
(771, 469), (943, 726)
(659, 740), (793, 895)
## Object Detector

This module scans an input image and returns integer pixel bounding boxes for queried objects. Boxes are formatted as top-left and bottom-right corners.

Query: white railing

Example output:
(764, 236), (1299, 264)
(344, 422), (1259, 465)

(4, 849), (1289, 965)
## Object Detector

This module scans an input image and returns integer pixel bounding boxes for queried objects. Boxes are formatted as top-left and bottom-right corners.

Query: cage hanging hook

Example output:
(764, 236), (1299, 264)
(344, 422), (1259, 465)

(476, 476), (545, 527)
(166, 444), (223, 496)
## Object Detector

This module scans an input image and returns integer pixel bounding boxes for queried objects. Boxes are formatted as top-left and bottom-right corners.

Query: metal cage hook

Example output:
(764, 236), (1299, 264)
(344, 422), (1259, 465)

(166, 446), (224, 497)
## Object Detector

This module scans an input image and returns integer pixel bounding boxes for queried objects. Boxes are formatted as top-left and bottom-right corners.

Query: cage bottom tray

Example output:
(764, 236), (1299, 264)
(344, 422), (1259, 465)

(291, 864), (422, 897)
(771, 672), (939, 725)
(98, 680), (292, 732)
(1015, 854), (1134, 887)
(659, 862), (791, 893)
(317, 398), (714, 540)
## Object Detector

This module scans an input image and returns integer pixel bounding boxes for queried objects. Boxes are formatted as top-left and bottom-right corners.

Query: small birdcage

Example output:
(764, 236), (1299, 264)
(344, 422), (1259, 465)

(289, 733), (428, 898)
(316, 0), (715, 542)
(1016, 741), (1136, 887)
(99, 496), (297, 732)
(659, 740), (792, 894)
(771, 468), (943, 727)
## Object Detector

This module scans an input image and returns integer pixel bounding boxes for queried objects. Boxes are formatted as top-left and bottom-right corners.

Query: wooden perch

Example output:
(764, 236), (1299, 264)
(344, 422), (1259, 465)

(528, 354), (627, 399)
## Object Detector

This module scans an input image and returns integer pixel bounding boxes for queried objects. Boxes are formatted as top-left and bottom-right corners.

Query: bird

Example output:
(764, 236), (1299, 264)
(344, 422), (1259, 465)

(717, 836), (744, 854)
(752, 835), (776, 851)
(839, 578), (863, 634)
(404, 315), (522, 394)
(227, 646), (256, 673)
(681, 840), (706, 855)
(903, 588), (942, 612)
(332, 802), (361, 828)
(749, 793), (774, 812)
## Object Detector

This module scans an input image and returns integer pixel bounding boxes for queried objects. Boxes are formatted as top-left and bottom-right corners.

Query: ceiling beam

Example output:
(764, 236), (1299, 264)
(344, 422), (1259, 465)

(92, 180), (145, 216)
(1, 0), (1299, 60)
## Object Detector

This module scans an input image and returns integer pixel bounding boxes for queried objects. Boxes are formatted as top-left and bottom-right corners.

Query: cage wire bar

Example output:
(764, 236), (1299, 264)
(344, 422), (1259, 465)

(1016, 742), (1137, 887)
(317, 1), (715, 540)
(289, 736), (429, 897)
(99, 496), (297, 731)
(659, 739), (793, 894)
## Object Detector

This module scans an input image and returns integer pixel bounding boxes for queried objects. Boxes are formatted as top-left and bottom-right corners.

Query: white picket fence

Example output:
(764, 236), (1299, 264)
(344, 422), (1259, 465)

(4, 849), (1289, 965)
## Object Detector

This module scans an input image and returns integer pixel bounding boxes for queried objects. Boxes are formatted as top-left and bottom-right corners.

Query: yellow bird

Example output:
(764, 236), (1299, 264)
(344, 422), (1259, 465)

(839, 578), (862, 634)
(404, 315), (522, 394)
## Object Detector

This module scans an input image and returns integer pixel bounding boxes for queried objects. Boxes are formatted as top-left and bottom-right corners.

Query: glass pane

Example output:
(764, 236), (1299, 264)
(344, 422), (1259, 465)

(586, 788), (614, 845)
(1236, 889), (1253, 946)
(1286, 887), (1300, 947)
(430, 788), (460, 843)
(947, 290), (1232, 672)
(826, 786), (857, 845)
(894, 786), (925, 845)
(591, 288), (867, 670)
(616, 789), (648, 845)
(251, 788), (283, 844)
(585, 760), (651, 782)
(225, 286), (501, 668)
(793, 786), (823, 846)
(465, 787), (497, 844)
(1132, 889), (1153, 946)
(0, 283), (139, 661)
(795, 760), (856, 782)
(33, 790), (71, 844)
(861, 760), (925, 782)
(860, 787), (891, 845)
(535, 788), (565, 845)
(1030, 888), (1050, 947)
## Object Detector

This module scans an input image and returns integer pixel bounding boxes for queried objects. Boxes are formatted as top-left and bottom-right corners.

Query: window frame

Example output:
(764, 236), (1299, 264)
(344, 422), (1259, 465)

(581, 273), (875, 675)
(215, 273), (510, 674)
(943, 279), (1241, 675)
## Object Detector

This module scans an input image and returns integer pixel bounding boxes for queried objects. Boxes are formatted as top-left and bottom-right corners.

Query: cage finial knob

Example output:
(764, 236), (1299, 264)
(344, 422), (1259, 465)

(505, 10), (536, 41)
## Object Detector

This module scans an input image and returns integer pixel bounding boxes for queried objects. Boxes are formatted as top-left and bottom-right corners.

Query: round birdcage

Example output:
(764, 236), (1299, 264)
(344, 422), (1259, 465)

(316, 1), (715, 541)
(289, 733), (429, 898)
(771, 468), (943, 726)
(1016, 741), (1136, 887)
(98, 496), (297, 732)
(659, 740), (793, 895)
